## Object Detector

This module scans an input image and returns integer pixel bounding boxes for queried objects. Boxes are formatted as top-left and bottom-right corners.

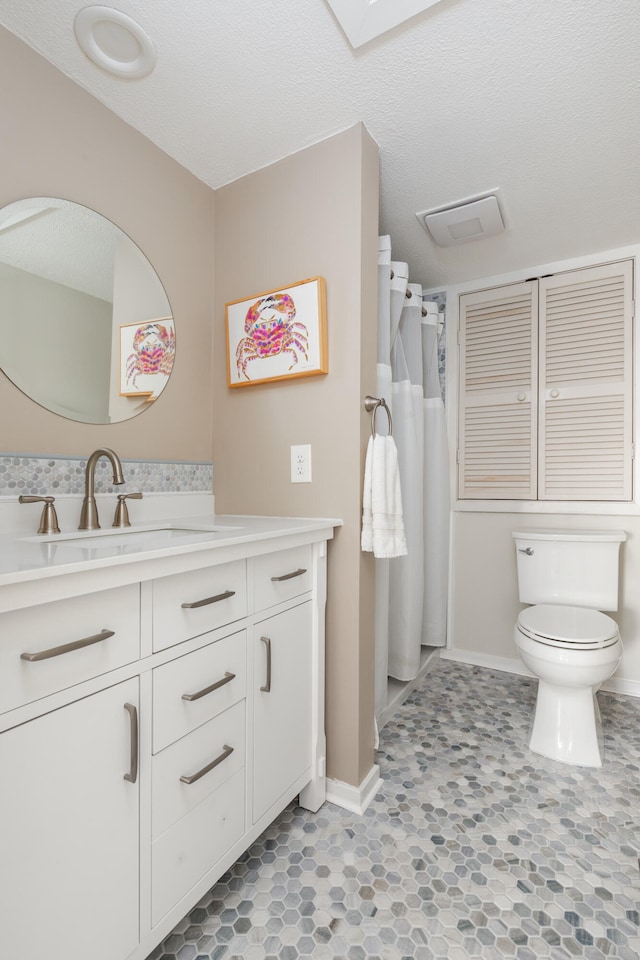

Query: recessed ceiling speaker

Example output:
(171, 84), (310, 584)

(416, 192), (505, 247)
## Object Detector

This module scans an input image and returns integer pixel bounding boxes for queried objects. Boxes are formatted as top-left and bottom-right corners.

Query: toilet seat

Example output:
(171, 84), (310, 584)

(517, 603), (619, 650)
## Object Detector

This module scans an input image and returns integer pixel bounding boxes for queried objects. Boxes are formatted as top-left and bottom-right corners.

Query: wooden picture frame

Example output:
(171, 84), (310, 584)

(119, 318), (175, 398)
(226, 277), (327, 387)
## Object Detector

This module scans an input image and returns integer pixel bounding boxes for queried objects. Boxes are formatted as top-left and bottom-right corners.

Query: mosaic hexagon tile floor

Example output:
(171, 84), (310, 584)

(147, 659), (640, 960)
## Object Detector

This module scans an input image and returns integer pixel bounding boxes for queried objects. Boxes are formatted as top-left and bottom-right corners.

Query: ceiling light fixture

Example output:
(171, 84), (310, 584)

(416, 191), (506, 247)
(74, 5), (156, 79)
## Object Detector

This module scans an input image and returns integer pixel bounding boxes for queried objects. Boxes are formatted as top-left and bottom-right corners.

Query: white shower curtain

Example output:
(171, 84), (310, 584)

(374, 236), (450, 720)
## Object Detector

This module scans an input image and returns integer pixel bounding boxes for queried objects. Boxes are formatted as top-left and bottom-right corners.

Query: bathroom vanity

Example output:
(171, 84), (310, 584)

(0, 514), (338, 960)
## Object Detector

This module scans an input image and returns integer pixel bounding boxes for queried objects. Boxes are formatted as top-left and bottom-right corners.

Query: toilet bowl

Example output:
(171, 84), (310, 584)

(514, 604), (622, 766)
(512, 530), (626, 768)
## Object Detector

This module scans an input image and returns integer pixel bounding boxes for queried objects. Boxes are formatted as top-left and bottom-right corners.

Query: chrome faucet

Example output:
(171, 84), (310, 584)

(79, 448), (125, 530)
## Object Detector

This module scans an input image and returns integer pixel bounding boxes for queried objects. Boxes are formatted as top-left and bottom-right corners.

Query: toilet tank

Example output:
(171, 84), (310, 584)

(512, 529), (626, 611)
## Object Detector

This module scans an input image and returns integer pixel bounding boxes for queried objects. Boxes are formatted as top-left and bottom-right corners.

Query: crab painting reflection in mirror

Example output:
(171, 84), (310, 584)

(226, 276), (327, 387)
(119, 317), (175, 399)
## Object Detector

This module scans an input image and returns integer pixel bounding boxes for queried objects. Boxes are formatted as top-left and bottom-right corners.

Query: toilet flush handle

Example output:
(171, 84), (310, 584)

(518, 547), (534, 555)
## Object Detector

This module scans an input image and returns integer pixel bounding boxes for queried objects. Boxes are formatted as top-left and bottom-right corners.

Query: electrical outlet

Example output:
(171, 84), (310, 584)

(290, 444), (312, 483)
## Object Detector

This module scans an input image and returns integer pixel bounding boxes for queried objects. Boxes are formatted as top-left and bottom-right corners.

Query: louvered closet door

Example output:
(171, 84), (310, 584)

(458, 281), (538, 499)
(539, 261), (633, 500)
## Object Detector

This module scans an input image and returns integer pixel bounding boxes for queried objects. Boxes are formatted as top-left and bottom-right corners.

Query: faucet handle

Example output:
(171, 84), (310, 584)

(113, 492), (143, 528)
(19, 495), (61, 535)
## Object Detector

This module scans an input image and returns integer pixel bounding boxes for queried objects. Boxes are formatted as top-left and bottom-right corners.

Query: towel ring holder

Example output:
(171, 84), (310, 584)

(364, 395), (393, 437)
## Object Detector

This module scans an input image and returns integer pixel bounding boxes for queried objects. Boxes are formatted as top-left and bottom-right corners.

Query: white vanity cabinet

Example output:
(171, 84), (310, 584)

(0, 518), (334, 960)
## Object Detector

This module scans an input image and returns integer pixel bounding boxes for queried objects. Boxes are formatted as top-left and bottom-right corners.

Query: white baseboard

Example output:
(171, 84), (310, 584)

(378, 646), (442, 732)
(440, 648), (533, 678)
(441, 647), (640, 698)
(326, 764), (382, 815)
(601, 676), (640, 698)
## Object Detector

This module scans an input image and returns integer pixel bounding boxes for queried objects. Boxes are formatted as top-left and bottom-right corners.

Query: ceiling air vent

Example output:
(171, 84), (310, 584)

(416, 192), (506, 247)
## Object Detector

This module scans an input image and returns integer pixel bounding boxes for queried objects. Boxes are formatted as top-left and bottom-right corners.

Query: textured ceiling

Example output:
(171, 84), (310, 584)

(1, 0), (639, 288)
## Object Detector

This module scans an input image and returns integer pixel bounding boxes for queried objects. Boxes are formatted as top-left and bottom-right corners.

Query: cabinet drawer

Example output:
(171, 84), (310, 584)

(152, 630), (246, 752)
(0, 585), (140, 715)
(152, 767), (245, 925)
(152, 700), (245, 838)
(152, 560), (247, 652)
(254, 545), (312, 612)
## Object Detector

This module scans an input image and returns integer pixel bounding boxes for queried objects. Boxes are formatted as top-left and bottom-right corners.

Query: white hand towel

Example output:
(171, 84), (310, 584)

(361, 434), (407, 559)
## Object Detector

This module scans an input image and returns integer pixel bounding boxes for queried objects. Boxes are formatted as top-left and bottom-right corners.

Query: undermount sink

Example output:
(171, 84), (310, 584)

(23, 523), (243, 549)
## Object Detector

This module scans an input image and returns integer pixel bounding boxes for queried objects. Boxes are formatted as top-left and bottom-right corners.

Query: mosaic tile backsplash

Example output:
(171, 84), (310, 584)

(148, 658), (640, 960)
(0, 454), (213, 497)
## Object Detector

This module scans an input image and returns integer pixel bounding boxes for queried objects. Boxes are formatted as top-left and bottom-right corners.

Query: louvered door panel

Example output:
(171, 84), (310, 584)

(539, 261), (633, 500)
(458, 282), (538, 498)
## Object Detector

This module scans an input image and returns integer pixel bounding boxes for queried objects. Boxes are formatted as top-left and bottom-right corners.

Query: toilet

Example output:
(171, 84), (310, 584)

(512, 529), (626, 768)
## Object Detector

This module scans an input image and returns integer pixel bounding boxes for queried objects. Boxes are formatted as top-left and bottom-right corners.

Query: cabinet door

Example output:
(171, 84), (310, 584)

(0, 678), (139, 960)
(458, 281), (538, 500)
(539, 260), (633, 501)
(253, 602), (312, 823)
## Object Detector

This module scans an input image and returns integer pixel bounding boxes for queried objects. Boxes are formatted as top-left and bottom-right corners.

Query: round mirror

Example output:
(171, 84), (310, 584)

(0, 197), (175, 423)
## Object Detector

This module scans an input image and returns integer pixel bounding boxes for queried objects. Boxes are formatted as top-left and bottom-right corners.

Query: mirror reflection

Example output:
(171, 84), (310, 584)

(0, 197), (174, 424)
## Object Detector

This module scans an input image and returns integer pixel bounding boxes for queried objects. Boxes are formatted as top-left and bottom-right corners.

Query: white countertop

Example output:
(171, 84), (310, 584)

(0, 514), (342, 588)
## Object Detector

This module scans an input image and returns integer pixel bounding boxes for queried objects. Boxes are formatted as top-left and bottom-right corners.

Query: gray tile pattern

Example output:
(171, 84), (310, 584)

(147, 659), (640, 960)
(0, 454), (212, 495)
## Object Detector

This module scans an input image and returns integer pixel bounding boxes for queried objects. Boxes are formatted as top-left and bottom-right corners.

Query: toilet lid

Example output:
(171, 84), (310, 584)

(518, 604), (619, 646)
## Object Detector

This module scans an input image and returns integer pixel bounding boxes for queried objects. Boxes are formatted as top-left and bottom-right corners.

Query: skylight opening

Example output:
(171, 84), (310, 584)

(325, 0), (443, 48)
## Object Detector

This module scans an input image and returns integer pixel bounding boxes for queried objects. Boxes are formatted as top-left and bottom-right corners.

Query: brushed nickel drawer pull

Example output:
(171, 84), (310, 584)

(20, 628), (115, 662)
(181, 589), (236, 609)
(260, 636), (272, 692)
(270, 568), (307, 582)
(180, 744), (234, 784)
(123, 703), (138, 784)
(181, 671), (236, 702)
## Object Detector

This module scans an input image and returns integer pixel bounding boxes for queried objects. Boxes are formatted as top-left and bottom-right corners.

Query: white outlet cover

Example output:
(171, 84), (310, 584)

(290, 444), (312, 483)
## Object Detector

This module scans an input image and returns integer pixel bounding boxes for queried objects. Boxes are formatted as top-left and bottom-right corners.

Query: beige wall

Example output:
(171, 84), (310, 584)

(0, 27), (214, 460)
(450, 511), (640, 689)
(213, 125), (379, 786)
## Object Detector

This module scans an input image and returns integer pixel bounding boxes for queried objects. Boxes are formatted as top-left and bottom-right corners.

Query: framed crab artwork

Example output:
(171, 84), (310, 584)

(119, 317), (175, 399)
(225, 276), (328, 388)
